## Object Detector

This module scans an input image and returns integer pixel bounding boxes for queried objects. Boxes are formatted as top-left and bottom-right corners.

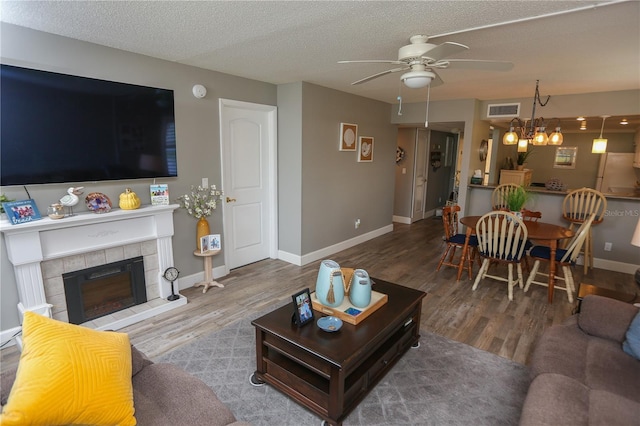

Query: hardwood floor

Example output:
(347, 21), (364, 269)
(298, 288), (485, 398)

(1, 217), (636, 371)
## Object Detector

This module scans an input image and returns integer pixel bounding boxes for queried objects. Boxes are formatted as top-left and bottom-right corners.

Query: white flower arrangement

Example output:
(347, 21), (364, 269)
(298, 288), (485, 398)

(177, 185), (223, 219)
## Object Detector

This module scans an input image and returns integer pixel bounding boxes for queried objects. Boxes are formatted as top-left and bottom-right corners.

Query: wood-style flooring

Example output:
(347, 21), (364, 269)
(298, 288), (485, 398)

(1, 217), (636, 371)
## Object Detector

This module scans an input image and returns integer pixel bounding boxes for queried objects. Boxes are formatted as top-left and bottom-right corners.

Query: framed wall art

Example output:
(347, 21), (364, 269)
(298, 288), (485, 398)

(554, 146), (577, 169)
(339, 122), (358, 151)
(358, 136), (374, 162)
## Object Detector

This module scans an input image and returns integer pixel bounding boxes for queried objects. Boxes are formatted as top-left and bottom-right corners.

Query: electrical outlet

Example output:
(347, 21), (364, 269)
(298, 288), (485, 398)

(355, 219), (361, 229)
(202, 177), (208, 188)
(604, 242), (612, 251)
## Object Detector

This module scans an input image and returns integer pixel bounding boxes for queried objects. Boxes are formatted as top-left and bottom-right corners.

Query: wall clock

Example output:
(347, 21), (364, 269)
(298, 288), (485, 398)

(479, 139), (489, 162)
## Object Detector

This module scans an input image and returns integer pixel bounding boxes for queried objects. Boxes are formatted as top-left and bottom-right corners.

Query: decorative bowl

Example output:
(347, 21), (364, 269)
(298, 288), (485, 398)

(317, 316), (343, 332)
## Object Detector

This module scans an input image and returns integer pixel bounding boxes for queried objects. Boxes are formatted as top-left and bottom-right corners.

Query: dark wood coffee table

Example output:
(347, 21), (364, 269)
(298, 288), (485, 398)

(251, 278), (426, 426)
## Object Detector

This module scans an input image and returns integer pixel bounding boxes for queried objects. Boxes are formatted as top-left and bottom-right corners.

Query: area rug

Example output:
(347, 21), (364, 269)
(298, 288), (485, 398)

(155, 308), (530, 425)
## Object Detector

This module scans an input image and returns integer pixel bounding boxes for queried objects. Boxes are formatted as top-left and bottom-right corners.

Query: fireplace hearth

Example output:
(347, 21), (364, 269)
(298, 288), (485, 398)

(63, 256), (147, 325)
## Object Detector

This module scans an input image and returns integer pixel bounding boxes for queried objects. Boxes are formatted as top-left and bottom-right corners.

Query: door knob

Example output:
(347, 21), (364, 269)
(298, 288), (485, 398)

(226, 197), (236, 203)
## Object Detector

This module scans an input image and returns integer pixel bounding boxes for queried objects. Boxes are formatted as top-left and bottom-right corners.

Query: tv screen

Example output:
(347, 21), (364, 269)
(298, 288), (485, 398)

(1, 64), (177, 186)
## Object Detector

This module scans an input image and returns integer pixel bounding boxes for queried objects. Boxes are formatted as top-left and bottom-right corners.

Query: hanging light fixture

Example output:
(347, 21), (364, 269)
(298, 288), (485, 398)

(517, 138), (529, 152)
(502, 80), (551, 146)
(592, 115), (610, 153)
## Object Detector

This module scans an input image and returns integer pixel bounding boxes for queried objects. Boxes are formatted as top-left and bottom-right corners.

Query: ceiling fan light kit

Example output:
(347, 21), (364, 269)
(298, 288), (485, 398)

(401, 70), (435, 89)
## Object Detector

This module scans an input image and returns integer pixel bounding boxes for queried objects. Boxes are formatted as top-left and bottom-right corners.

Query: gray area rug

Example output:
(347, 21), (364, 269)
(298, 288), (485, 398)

(156, 309), (530, 425)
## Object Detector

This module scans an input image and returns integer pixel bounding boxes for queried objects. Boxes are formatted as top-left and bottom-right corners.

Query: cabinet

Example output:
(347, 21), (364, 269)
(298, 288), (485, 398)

(499, 169), (532, 186)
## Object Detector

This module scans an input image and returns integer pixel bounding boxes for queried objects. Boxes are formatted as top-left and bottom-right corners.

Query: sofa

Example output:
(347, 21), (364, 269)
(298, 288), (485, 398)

(1, 345), (250, 426)
(520, 294), (640, 425)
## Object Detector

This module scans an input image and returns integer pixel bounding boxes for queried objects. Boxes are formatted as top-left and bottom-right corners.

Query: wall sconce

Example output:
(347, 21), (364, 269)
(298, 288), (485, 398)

(192, 84), (207, 99)
(592, 115), (610, 154)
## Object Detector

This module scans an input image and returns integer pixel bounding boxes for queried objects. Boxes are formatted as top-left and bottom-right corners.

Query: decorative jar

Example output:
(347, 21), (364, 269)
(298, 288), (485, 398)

(349, 269), (372, 308)
(315, 260), (344, 307)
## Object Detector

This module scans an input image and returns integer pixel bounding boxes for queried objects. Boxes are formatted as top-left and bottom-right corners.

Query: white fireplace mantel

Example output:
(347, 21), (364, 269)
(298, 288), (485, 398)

(1, 204), (184, 326)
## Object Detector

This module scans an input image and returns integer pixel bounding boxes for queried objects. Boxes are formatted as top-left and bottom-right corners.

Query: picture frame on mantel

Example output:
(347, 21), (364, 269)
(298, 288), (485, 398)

(339, 122), (358, 151)
(358, 136), (374, 162)
(2, 199), (42, 225)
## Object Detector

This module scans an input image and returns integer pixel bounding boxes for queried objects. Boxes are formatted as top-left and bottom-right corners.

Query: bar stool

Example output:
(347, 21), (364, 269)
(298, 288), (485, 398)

(562, 188), (607, 274)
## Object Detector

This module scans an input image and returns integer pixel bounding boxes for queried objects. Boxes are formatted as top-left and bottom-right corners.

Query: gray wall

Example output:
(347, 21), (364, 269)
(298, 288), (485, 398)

(0, 23), (277, 329)
(299, 83), (396, 254)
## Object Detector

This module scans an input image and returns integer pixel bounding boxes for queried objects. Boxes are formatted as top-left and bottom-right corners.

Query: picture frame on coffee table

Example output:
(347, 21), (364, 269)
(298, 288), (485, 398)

(291, 288), (314, 327)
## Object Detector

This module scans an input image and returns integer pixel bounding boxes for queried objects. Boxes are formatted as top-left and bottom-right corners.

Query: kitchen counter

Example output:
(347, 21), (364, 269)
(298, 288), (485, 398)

(468, 184), (640, 201)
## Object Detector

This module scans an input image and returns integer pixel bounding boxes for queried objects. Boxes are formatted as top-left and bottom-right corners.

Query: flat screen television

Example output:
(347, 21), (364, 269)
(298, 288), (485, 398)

(1, 64), (177, 186)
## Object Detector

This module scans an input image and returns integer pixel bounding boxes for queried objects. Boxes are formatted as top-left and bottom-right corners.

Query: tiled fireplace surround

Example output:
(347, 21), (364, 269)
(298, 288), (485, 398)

(0, 204), (187, 333)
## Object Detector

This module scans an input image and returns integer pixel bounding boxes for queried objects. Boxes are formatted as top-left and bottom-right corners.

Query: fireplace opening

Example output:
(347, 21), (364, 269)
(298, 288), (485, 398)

(63, 256), (147, 325)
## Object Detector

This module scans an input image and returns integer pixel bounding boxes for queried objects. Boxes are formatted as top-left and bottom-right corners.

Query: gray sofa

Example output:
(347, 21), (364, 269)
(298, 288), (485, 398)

(1, 345), (250, 426)
(520, 294), (640, 425)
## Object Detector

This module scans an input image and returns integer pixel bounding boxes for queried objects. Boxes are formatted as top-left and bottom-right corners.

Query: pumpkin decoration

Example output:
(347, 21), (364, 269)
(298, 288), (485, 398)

(119, 188), (141, 210)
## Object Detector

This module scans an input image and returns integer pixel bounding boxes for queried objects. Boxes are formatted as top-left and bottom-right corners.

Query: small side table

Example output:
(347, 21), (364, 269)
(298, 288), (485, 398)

(193, 249), (224, 293)
(575, 283), (639, 313)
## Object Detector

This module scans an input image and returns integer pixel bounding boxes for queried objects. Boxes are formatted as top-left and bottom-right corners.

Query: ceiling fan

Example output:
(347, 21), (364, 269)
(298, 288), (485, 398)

(339, 35), (513, 88)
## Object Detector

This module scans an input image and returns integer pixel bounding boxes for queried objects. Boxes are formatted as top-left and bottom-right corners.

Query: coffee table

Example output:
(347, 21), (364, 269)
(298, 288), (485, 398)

(251, 278), (426, 426)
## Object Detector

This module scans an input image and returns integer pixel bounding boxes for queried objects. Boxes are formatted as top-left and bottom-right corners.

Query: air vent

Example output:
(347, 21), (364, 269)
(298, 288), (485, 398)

(487, 103), (520, 118)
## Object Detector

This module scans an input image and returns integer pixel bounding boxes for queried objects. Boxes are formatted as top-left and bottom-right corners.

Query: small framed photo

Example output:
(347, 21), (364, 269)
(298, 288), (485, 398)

(291, 288), (314, 327)
(358, 136), (374, 162)
(2, 199), (42, 225)
(200, 234), (221, 253)
(339, 122), (358, 151)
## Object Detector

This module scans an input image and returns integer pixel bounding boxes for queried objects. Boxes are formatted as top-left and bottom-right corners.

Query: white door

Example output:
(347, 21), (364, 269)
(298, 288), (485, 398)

(219, 99), (277, 270)
(412, 128), (429, 222)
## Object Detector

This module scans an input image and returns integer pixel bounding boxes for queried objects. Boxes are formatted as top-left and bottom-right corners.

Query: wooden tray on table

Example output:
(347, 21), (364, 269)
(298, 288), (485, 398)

(310, 290), (388, 325)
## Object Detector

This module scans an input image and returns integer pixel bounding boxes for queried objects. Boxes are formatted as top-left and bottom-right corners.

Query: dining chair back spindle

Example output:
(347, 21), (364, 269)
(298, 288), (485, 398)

(437, 205), (478, 280)
(562, 188), (607, 274)
(525, 213), (596, 303)
(472, 211), (528, 301)
(491, 183), (521, 210)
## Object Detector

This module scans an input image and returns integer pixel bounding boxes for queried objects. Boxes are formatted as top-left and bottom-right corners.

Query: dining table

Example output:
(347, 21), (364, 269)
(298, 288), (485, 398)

(458, 215), (574, 303)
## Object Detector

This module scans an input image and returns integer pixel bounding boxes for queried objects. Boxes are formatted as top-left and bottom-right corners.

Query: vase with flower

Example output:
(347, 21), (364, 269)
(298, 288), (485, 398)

(177, 184), (223, 250)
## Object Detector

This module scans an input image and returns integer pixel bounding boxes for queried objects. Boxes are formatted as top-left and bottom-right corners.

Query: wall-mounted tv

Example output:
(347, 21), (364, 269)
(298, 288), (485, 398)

(1, 64), (177, 186)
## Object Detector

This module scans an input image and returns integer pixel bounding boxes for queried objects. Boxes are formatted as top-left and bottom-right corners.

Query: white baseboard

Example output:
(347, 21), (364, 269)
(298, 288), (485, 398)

(278, 224), (394, 266)
(392, 215), (411, 224)
(593, 258), (639, 275)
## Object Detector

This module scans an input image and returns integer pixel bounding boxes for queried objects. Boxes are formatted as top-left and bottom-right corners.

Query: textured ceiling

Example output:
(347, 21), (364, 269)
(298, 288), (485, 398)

(1, 0), (639, 130)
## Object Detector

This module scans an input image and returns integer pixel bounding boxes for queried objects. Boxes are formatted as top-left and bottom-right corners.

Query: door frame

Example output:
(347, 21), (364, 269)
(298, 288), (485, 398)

(218, 98), (278, 273)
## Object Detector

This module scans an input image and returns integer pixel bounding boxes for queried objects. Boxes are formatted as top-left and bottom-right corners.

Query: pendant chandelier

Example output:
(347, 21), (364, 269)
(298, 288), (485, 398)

(502, 80), (563, 148)
(592, 115), (610, 153)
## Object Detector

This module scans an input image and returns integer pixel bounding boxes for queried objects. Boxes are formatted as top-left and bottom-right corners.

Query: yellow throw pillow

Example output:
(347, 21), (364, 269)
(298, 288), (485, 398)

(0, 311), (136, 425)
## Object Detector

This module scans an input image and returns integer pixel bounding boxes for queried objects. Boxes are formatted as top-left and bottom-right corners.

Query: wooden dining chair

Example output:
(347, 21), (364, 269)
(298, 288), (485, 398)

(437, 205), (479, 279)
(562, 188), (607, 274)
(491, 183), (521, 210)
(521, 209), (542, 270)
(472, 211), (528, 301)
(525, 213), (596, 303)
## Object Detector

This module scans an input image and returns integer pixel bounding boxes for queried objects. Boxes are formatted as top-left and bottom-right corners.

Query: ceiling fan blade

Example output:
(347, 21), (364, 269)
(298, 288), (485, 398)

(431, 71), (444, 87)
(421, 41), (469, 61)
(338, 60), (405, 65)
(437, 59), (514, 71)
(351, 67), (408, 85)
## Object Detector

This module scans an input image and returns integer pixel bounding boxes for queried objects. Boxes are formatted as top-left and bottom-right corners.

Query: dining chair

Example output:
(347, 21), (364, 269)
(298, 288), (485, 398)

(562, 188), (607, 274)
(521, 209), (542, 270)
(491, 183), (521, 210)
(437, 205), (479, 279)
(472, 211), (528, 301)
(525, 213), (596, 303)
